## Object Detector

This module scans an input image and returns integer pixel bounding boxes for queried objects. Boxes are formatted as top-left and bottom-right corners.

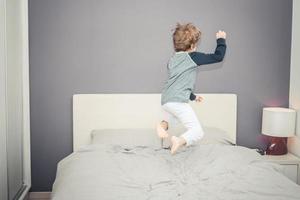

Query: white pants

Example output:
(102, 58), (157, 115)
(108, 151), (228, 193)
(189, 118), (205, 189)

(162, 102), (204, 146)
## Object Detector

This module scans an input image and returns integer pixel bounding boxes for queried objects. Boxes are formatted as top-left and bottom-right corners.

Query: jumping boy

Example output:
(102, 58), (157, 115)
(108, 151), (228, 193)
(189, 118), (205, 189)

(157, 23), (227, 154)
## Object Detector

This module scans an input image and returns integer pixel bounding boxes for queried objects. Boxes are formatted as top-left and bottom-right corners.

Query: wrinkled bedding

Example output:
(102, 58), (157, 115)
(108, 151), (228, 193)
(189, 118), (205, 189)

(52, 144), (300, 200)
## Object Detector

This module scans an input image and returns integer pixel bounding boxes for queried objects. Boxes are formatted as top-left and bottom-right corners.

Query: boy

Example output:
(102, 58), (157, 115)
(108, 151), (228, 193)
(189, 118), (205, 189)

(157, 23), (227, 154)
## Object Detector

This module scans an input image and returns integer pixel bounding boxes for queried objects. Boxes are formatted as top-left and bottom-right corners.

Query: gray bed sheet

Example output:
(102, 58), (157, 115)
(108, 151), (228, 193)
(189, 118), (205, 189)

(52, 144), (300, 200)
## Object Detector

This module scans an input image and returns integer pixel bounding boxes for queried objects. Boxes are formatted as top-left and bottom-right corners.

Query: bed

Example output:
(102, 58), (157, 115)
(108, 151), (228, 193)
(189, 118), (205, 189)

(51, 94), (300, 200)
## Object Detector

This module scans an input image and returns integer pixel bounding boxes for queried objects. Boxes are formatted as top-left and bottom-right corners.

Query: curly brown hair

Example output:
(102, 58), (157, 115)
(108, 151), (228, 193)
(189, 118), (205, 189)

(173, 23), (201, 52)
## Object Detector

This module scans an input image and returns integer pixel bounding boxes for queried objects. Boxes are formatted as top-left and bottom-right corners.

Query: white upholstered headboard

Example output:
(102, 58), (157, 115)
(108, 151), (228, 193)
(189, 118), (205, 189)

(73, 94), (237, 151)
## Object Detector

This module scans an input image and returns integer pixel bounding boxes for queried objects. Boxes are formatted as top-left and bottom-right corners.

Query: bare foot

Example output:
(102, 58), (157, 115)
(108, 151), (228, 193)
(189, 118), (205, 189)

(170, 136), (186, 155)
(156, 122), (169, 139)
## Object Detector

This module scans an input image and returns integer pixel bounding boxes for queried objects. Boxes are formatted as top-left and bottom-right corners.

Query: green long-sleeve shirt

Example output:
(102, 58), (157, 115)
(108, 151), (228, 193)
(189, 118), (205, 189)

(161, 38), (226, 105)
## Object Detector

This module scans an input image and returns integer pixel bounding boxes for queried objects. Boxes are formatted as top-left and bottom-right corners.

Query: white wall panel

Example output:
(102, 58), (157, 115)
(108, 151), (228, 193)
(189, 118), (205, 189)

(288, 0), (300, 157)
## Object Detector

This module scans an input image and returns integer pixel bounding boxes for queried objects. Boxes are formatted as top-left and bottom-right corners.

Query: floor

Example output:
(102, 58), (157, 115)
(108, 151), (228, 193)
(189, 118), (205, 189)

(25, 192), (51, 200)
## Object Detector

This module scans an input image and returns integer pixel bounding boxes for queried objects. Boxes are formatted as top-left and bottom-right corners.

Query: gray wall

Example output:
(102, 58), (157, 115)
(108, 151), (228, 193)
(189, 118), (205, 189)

(29, 0), (292, 191)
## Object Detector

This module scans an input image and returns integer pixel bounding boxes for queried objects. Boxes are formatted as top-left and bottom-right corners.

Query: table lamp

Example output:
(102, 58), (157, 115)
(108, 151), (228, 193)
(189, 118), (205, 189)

(262, 107), (296, 155)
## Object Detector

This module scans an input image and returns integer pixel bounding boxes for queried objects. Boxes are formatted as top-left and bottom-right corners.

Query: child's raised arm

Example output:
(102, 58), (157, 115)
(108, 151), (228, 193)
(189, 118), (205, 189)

(189, 30), (227, 65)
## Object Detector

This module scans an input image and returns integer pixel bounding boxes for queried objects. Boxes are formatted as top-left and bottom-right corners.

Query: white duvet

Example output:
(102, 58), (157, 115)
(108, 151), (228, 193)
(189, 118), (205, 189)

(52, 144), (300, 200)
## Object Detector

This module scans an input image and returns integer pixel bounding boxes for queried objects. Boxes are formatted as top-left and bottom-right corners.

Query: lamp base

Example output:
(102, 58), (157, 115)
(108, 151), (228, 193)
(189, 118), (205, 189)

(266, 137), (288, 155)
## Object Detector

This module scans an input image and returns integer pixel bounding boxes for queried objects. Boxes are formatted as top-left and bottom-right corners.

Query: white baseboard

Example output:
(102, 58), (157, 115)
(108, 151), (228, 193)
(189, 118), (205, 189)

(18, 185), (30, 200)
(28, 192), (51, 199)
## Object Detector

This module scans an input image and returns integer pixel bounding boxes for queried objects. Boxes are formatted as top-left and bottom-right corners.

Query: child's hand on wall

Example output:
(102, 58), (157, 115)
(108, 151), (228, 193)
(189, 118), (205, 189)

(216, 30), (226, 39)
(195, 96), (203, 103)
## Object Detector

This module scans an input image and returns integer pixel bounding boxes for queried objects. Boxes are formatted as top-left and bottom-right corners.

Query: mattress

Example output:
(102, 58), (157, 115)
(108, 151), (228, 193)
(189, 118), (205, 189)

(51, 143), (300, 200)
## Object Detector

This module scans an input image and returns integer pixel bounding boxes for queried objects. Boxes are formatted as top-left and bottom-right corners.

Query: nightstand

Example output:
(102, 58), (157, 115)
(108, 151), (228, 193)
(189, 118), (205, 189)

(262, 153), (300, 184)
